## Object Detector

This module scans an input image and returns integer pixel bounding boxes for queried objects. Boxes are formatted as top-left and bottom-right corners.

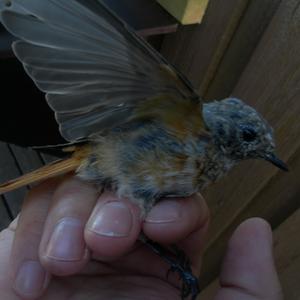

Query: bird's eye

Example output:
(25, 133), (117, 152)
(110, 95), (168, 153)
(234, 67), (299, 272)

(4, 0), (11, 7)
(240, 125), (257, 142)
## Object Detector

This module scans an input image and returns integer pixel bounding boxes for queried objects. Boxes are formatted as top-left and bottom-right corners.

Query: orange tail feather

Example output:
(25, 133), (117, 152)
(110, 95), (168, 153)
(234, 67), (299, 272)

(0, 146), (90, 195)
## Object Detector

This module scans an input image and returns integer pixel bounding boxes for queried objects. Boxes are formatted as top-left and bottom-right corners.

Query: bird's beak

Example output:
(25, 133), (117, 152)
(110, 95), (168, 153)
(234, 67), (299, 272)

(265, 153), (288, 171)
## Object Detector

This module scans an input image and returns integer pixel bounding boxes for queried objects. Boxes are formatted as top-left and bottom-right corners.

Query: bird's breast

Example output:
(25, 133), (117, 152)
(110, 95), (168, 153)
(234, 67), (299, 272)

(76, 121), (234, 213)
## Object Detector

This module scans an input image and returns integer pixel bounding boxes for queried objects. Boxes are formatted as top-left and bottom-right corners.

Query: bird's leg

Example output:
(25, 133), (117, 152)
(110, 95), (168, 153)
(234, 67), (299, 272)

(139, 234), (200, 300)
(169, 245), (200, 300)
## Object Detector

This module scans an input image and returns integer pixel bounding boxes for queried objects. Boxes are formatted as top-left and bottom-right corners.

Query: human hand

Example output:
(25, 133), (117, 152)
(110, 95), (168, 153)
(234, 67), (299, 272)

(0, 177), (283, 299)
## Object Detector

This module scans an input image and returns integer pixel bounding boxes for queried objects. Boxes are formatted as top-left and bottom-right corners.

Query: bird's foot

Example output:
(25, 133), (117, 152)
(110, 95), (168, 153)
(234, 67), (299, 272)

(142, 238), (200, 300)
(167, 246), (200, 300)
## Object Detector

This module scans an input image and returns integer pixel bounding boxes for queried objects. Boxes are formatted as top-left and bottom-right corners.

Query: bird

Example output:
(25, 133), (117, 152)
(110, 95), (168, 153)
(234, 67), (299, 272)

(0, 1), (288, 299)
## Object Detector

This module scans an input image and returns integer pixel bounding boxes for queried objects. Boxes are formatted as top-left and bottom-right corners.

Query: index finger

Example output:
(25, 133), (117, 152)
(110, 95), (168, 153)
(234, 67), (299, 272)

(143, 193), (210, 273)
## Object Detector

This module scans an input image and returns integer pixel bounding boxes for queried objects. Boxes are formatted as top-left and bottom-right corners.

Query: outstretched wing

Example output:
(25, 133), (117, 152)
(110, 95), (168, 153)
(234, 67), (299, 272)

(0, 0), (199, 142)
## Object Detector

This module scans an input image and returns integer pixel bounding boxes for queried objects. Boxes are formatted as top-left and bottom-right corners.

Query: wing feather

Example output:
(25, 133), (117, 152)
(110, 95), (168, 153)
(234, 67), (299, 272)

(1, 0), (199, 142)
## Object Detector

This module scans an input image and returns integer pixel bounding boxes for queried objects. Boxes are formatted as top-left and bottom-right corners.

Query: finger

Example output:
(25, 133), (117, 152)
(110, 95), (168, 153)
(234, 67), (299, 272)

(143, 193), (209, 270)
(215, 218), (283, 300)
(85, 191), (142, 261)
(10, 179), (58, 299)
(0, 219), (19, 300)
(39, 177), (98, 276)
(8, 214), (20, 231)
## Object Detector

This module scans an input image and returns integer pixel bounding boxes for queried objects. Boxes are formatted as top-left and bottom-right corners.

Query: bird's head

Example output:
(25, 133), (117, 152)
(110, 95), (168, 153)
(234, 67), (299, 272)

(202, 98), (288, 171)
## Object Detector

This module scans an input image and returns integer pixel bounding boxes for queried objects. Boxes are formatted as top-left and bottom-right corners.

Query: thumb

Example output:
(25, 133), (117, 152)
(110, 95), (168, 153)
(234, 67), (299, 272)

(215, 218), (283, 300)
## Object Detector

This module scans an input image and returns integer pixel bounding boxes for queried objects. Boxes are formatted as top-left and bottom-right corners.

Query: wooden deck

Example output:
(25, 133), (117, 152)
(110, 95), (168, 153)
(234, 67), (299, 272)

(0, 143), (57, 228)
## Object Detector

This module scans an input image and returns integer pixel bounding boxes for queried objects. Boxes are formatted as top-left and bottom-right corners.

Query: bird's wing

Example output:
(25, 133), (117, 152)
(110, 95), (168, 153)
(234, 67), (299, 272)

(0, 0), (200, 142)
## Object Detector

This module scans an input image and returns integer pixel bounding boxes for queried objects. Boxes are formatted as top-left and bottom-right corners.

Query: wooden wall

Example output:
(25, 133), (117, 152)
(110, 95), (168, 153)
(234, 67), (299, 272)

(162, 0), (300, 296)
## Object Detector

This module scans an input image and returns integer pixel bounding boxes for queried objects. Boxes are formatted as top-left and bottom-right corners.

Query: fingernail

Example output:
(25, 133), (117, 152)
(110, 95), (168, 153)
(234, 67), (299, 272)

(46, 217), (85, 261)
(88, 201), (133, 237)
(14, 260), (49, 297)
(145, 200), (182, 223)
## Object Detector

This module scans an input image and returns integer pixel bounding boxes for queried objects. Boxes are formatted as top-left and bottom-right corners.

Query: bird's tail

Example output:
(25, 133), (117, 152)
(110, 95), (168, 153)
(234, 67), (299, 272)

(0, 146), (90, 195)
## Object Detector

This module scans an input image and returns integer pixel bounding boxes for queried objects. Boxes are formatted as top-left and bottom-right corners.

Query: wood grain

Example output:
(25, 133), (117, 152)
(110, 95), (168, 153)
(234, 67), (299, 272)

(161, 0), (280, 99)
(0, 196), (12, 230)
(103, 0), (178, 36)
(161, 0), (250, 96)
(10, 145), (44, 176)
(198, 280), (219, 299)
(39, 152), (59, 164)
(280, 257), (300, 299)
(204, 0), (281, 99)
(0, 142), (27, 217)
(274, 208), (300, 282)
(0, 145), (59, 229)
(200, 0), (300, 287)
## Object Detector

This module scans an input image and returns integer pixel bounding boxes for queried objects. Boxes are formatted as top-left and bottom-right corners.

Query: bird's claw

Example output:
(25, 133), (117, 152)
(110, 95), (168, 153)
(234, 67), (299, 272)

(164, 247), (200, 300)
(141, 237), (200, 300)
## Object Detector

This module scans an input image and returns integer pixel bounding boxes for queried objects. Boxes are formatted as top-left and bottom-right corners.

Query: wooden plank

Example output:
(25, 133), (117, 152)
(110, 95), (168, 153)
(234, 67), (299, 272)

(156, 0), (209, 25)
(199, 0), (300, 287)
(0, 145), (60, 219)
(8, 145), (46, 215)
(0, 142), (27, 217)
(200, 208), (300, 299)
(161, 0), (280, 99)
(102, 0), (178, 36)
(0, 196), (12, 231)
(198, 280), (219, 299)
(39, 152), (59, 164)
(276, 205), (300, 298)
(9, 145), (44, 173)
(273, 209), (300, 293)
(280, 257), (300, 300)
(204, 0), (281, 99)
(204, 0), (300, 243)
(0, 144), (59, 221)
(161, 0), (250, 96)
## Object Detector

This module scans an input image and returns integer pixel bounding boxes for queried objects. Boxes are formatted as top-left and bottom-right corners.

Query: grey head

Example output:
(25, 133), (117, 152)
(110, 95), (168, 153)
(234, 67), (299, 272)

(202, 98), (288, 171)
